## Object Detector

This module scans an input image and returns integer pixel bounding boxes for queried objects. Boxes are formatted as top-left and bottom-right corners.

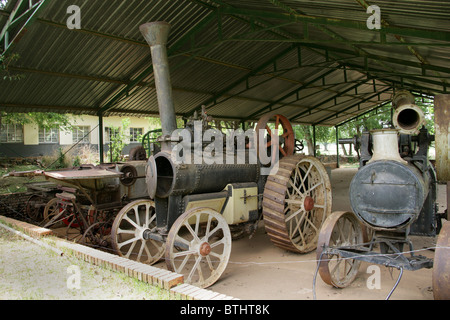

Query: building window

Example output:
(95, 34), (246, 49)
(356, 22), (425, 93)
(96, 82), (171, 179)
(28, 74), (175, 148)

(130, 127), (143, 143)
(39, 127), (59, 144)
(72, 126), (90, 144)
(0, 123), (23, 143)
(105, 127), (120, 143)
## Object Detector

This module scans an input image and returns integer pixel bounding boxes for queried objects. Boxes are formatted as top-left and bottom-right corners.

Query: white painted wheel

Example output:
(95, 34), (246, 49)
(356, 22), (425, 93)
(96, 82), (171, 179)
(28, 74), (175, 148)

(111, 199), (165, 264)
(165, 207), (232, 288)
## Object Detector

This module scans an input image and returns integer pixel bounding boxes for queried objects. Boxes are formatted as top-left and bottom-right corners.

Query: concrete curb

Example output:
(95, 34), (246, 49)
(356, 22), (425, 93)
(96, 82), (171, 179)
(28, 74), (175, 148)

(0, 215), (238, 300)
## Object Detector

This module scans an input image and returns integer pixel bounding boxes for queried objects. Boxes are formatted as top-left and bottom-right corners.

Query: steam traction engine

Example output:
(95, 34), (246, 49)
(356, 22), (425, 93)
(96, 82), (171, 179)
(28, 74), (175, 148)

(109, 22), (332, 288)
(316, 91), (449, 299)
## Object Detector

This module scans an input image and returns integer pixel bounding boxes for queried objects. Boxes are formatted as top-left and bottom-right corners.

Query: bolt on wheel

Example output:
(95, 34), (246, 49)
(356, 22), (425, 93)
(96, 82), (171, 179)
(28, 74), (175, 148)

(165, 207), (232, 288)
(111, 199), (165, 265)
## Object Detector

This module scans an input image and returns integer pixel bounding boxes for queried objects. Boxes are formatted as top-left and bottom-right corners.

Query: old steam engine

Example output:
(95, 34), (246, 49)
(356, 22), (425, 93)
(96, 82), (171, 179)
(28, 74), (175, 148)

(109, 22), (333, 288)
(316, 91), (449, 299)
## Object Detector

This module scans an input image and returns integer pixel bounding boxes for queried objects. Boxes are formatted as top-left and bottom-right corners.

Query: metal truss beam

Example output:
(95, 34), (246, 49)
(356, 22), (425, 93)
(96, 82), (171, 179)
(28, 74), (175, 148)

(219, 7), (450, 43)
(289, 77), (379, 121)
(242, 68), (336, 122)
(312, 87), (392, 125)
(182, 43), (300, 118)
(0, 0), (50, 56)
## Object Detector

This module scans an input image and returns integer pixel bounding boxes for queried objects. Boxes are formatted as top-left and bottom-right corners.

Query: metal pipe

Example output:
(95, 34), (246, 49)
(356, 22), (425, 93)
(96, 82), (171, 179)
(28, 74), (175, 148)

(392, 91), (425, 135)
(140, 22), (177, 150)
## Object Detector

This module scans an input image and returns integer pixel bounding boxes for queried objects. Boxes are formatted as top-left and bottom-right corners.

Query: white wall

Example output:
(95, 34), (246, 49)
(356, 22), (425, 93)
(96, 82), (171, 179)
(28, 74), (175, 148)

(22, 115), (155, 147)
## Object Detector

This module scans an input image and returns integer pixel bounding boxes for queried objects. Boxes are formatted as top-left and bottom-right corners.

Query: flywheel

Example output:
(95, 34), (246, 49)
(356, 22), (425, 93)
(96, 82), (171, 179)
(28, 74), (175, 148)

(262, 154), (332, 253)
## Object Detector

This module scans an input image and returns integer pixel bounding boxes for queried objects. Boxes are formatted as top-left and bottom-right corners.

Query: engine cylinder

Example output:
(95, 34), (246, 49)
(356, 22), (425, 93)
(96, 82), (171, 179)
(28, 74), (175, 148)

(150, 152), (260, 198)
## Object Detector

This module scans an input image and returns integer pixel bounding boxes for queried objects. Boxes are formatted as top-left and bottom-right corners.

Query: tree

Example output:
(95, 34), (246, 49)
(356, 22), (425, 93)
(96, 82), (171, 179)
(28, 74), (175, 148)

(0, 112), (74, 135)
(106, 118), (131, 162)
(293, 125), (333, 155)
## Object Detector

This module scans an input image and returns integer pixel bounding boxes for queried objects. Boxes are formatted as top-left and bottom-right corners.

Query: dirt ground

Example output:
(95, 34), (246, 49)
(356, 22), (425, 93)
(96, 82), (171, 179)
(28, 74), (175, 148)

(151, 167), (445, 300)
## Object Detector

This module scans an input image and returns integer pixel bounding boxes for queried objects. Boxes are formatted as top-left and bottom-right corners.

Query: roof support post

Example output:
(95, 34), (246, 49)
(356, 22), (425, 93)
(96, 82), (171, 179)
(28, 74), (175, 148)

(335, 126), (340, 168)
(98, 112), (104, 164)
(312, 124), (316, 157)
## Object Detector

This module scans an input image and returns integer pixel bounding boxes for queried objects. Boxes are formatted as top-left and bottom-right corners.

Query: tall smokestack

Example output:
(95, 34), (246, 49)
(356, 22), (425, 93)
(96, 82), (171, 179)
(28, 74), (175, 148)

(140, 22), (177, 151)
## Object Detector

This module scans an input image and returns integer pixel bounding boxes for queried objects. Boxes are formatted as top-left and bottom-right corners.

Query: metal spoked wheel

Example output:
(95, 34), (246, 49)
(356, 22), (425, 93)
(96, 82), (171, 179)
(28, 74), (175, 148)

(165, 207), (232, 288)
(316, 211), (363, 288)
(433, 220), (450, 300)
(263, 154), (332, 253)
(254, 113), (295, 159)
(111, 199), (165, 264)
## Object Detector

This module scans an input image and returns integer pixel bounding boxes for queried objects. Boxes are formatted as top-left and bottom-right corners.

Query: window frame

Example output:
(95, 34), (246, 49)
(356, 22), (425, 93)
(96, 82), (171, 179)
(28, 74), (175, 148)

(0, 123), (24, 143)
(129, 127), (144, 143)
(39, 127), (59, 144)
(72, 126), (91, 144)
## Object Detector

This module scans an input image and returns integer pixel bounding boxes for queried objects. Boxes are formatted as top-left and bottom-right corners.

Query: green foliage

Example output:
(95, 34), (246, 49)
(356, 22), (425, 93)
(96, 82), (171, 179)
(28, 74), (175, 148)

(106, 118), (131, 162)
(0, 112), (74, 131)
(338, 103), (392, 139)
(1, 53), (24, 81)
(72, 155), (82, 167)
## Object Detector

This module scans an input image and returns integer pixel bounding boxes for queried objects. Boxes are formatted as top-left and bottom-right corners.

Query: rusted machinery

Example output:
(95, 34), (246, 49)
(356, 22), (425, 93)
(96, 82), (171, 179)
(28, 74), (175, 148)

(11, 161), (149, 247)
(316, 91), (449, 299)
(109, 21), (332, 288)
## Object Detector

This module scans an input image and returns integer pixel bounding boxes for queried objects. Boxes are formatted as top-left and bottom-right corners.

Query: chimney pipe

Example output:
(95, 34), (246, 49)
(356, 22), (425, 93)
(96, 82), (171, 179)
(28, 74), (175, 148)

(392, 91), (425, 135)
(140, 22), (177, 151)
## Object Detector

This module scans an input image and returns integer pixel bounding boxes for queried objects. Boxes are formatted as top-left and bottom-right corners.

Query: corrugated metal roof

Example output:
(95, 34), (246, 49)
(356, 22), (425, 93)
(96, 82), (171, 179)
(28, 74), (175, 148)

(1, 0), (449, 127)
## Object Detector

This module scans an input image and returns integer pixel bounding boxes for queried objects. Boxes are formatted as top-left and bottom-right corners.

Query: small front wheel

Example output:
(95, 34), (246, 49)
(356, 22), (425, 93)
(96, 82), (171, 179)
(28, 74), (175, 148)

(111, 199), (165, 264)
(165, 207), (232, 288)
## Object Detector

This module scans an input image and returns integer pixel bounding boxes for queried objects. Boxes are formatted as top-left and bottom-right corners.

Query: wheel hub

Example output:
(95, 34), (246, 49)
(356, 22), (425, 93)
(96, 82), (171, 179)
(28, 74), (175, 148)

(199, 242), (211, 256)
(304, 196), (315, 211)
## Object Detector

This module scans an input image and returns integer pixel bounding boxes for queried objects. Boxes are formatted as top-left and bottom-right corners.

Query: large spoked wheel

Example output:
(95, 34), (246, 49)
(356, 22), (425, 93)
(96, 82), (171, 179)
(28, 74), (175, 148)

(165, 207), (232, 288)
(254, 113), (295, 159)
(111, 199), (165, 264)
(433, 220), (450, 300)
(316, 211), (363, 288)
(263, 154), (332, 253)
